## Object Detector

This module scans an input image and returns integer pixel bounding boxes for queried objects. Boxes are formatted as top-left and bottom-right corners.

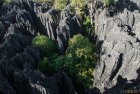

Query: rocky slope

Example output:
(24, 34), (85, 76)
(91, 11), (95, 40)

(93, 0), (140, 93)
(0, 0), (81, 94)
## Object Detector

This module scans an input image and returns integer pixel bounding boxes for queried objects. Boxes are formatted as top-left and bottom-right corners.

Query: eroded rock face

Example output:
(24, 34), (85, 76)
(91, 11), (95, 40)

(93, 0), (140, 93)
(0, 0), (78, 94)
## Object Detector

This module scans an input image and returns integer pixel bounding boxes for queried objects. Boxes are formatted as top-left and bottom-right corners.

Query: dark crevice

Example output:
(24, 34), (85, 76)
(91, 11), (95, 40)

(106, 5), (117, 17)
(120, 24), (135, 37)
(128, 41), (133, 47)
(108, 54), (111, 57)
(0, 91), (4, 94)
(95, 1), (103, 9)
(105, 0), (140, 18)
(136, 38), (140, 43)
(96, 40), (104, 62)
(100, 62), (106, 78)
(109, 53), (123, 81)
(126, 25), (135, 36)
(116, 0), (139, 12)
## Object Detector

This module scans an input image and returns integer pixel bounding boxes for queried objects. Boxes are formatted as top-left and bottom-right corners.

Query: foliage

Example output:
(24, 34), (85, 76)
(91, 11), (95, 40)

(103, 0), (115, 6)
(82, 15), (94, 34)
(3, 0), (11, 3)
(54, 0), (67, 11)
(83, 16), (91, 28)
(38, 57), (48, 73)
(38, 54), (60, 74)
(70, 0), (86, 16)
(64, 34), (96, 87)
(32, 35), (57, 56)
(33, 34), (96, 88)
(70, 0), (85, 9)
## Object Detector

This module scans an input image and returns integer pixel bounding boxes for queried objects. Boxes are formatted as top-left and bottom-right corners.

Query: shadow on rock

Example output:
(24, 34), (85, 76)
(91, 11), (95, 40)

(103, 68), (140, 94)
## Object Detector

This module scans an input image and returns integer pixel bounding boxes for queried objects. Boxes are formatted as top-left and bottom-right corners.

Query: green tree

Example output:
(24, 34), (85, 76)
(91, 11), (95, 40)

(32, 35), (57, 74)
(64, 34), (96, 87)
(54, 0), (67, 11)
(33, 34), (96, 88)
(38, 55), (59, 74)
(70, 0), (86, 16)
(32, 35), (57, 56)
(38, 57), (48, 73)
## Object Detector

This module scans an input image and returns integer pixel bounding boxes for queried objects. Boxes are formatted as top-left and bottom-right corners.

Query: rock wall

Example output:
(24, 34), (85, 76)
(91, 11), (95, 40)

(0, 0), (79, 94)
(93, 0), (140, 93)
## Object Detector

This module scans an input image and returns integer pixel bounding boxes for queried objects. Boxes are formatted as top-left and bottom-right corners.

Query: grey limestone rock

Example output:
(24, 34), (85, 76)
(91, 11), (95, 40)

(93, 0), (140, 93)
(0, 0), (77, 94)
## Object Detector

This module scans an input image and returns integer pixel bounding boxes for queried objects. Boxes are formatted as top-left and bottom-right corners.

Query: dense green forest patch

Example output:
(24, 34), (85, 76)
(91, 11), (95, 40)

(32, 34), (97, 88)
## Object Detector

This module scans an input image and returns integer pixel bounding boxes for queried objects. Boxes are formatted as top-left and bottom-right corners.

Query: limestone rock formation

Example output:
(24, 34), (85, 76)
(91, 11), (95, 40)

(93, 0), (140, 93)
(0, 0), (78, 94)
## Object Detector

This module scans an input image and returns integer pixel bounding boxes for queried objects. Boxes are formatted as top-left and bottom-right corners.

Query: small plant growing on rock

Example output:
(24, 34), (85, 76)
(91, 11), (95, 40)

(103, 0), (115, 6)
(54, 0), (67, 11)
(70, 0), (86, 16)
(83, 15), (94, 34)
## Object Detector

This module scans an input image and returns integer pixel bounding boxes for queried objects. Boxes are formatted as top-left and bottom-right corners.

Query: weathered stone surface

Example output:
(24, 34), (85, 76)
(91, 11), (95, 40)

(57, 6), (82, 52)
(93, 0), (140, 93)
(0, 0), (78, 94)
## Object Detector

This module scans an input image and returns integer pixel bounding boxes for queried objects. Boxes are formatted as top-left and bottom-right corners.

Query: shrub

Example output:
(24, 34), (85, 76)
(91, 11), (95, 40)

(38, 55), (59, 74)
(34, 34), (96, 88)
(54, 0), (67, 11)
(38, 57), (48, 72)
(67, 34), (96, 67)
(103, 0), (115, 6)
(64, 34), (96, 87)
(70, 0), (86, 16)
(70, 0), (85, 9)
(32, 35), (57, 56)
(83, 16), (93, 33)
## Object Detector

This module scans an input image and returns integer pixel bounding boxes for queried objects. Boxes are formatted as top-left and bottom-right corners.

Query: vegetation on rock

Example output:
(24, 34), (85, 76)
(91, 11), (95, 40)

(54, 0), (67, 11)
(83, 15), (94, 34)
(70, 0), (86, 16)
(65, 34), (96, 87)
(3, 0), (11, 3)
(32, 0), (96, 91)
(32, 35), (57, 56)
(32, 34), (96, 88)
(103, 0), (115, 6)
